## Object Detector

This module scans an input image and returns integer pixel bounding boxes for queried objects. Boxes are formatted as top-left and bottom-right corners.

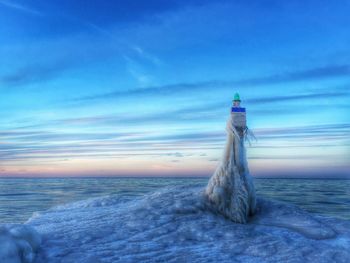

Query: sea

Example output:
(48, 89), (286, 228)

(1, 177), (349, 224)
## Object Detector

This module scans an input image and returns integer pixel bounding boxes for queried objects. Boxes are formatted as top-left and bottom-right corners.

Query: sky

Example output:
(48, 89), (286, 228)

(0, 0), (349, 178)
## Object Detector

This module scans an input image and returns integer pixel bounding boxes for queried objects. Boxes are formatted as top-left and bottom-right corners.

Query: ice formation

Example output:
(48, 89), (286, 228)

(27, 186), (350, 263)
(0, 224), (41, 263)
(205, 115), (256, 223)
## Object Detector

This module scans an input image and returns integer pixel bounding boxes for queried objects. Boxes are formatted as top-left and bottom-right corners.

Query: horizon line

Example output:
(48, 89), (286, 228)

(0, 175), (349, 179)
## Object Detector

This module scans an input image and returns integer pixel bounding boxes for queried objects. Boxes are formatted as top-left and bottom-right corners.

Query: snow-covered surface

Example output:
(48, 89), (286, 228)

(27, 186), (350, 263)
(0, 224), (41, 263)
(206, 117), (256, 223)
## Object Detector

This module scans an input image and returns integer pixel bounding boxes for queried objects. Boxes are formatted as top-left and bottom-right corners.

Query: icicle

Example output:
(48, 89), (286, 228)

(205, 116), (256, 223)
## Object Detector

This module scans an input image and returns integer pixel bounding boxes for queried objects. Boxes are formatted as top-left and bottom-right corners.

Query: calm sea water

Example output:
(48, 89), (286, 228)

(0, 177), (349, 224)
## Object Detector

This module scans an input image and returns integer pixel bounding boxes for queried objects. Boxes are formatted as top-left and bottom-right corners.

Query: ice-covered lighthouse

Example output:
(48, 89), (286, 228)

(205, 93), (256, 223)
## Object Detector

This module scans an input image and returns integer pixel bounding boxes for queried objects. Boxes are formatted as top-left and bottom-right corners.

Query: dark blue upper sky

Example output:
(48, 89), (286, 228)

(1, 0), (349, 177)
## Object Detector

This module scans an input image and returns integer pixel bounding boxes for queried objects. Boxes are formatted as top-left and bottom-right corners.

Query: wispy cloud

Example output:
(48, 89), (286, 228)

(123, 55), (155, 87)
(72, 81), (211, 102)
(254, 123), (350, 142)
(236, 64), (350, 86)
(0, 59), (74, 86)
(2, 123), (349, 163)
(255, 123), (350, 135)
(247, 91), (348, 104)
(131, 45), (162, 66)
(121, 45), (163, 87)
(56, 102), (225, 127)
(0, 0), (42, 16)
(0, 130), (139, 142)
(73, 64), (350, 102)
(0, 39), (163, 89)
(0, 120), (226, 161)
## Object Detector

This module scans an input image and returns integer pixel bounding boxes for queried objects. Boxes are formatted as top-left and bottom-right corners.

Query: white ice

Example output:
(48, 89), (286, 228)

(26, 186), (350, 263)
(0, 224), (41, 263)
(206, 116), (256, 223)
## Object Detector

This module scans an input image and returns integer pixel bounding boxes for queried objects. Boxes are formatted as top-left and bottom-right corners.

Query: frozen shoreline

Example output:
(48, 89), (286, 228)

(2, 186), (347, 263)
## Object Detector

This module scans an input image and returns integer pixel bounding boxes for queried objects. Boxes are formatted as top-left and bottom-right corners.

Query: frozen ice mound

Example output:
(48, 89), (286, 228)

(27, 186), (350, 263)
(206, 117), (256, 223)
(206, 163), (256, 223)
(252, 198), (337, 240)
(0, 224), (41, 263)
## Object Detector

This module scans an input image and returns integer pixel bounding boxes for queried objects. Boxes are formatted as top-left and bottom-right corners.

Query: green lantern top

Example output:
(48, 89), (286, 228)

(233, 93), (241, 102)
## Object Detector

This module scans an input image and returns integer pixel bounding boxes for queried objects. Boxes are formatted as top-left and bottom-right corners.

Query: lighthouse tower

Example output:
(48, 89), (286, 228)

(231, 93), (246, 132)
(205, 92), (256, 224)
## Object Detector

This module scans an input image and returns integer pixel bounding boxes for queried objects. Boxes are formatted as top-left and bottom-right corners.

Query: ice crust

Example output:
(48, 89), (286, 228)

(206, 117), (256, 223)
(27, 186), (350, 263)
(0, 224), (41, 263)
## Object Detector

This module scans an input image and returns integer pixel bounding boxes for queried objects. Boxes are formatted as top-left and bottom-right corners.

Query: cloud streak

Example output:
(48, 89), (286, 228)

(2, 123), (349, 163)
(0, 59), (77, 87)
(72, 64), (350, 102)
(0, 0), (42, 16)
(247, 92), (348, 104)
(236, 64), (350, 86)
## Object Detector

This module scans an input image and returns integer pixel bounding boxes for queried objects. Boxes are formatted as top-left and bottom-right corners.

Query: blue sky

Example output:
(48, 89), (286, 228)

(1, 0), (349, 177)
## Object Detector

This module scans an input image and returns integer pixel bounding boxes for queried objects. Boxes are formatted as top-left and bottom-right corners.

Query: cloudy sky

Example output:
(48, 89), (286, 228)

(1, 0), (349, 177)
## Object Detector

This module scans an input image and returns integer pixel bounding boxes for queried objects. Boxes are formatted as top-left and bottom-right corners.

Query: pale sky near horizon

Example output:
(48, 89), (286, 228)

(1, 0), (349, 178)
